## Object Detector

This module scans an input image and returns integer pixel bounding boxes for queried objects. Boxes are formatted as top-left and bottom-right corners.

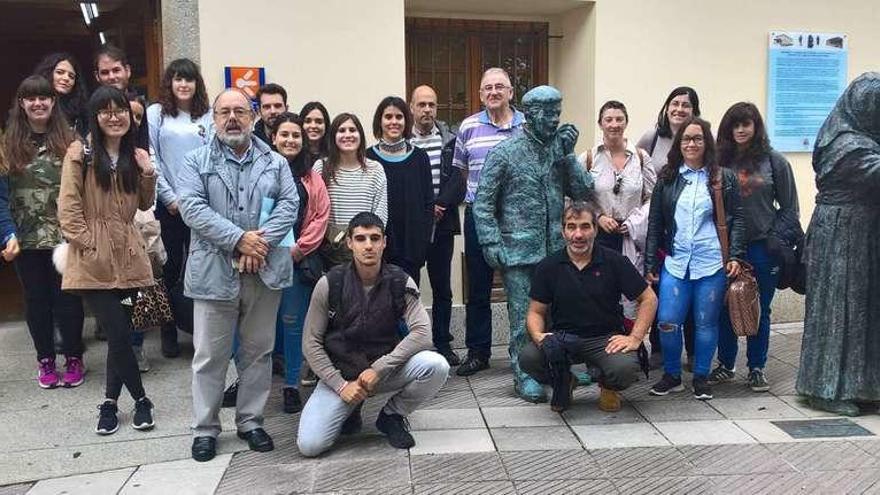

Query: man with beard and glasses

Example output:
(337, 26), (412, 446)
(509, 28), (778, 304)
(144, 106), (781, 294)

(177, 89), (298, 462)
(518, 201), (657, 412)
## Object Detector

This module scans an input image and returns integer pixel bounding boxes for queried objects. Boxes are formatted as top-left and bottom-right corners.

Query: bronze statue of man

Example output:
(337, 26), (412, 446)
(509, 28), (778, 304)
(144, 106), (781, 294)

(473, 85), (593, 402)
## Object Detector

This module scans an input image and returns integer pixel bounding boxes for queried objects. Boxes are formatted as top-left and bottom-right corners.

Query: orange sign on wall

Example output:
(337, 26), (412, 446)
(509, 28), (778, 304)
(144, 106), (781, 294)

(224, 66), (266, 99)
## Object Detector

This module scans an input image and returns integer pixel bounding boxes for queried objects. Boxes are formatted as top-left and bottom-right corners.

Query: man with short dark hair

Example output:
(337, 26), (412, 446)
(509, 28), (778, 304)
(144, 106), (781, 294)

(93, 44), (131, 90)
(254, 83), (288, 146)
(409, 85), (465, 366)
(297, 212), (449, 457)
(519, 201), (657, 412)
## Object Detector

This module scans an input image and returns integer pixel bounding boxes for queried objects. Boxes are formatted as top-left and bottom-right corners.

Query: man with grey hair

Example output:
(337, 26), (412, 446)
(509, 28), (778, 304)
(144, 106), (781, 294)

(453, 67), (525, 377)
(177, 89), (298, 462)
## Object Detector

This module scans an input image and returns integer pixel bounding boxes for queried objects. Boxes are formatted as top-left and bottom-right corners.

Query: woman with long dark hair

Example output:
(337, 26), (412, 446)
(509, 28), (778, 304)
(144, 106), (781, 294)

(313, 113), (387, 266)
(271, 112), (330, 412)
(3, 75), (85, 390)
(58, 86), (158, 434)
(645, 117), (745, 401)
(365, 96), (434, 284)
(300, 101), (331, 168)
(33, 53), (89, 136)
(709, 102), (799, 392)
(637, 86), (702, 368)
(146, 58), (212, 360)
(638, 87), (701, 175)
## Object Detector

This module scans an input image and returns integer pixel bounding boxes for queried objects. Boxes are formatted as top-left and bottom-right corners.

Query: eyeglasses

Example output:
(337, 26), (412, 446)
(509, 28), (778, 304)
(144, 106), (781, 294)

(97, 108), (129, 120)
(214, 108), (251, 119)
(613, 172), (624, 195)
(681, 135), (704, 145)
(481, 84), (510, 93)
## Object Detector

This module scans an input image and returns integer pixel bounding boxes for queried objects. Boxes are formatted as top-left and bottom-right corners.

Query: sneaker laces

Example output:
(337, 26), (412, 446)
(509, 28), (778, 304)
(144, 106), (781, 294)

(67, 357), (84, 372)
(39, 359), (55, 374)
(98, 401), (116, 416)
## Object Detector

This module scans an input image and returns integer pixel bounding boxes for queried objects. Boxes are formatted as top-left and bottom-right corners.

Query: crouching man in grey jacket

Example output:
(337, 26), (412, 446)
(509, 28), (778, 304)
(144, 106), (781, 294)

(297, 212), (449, 457)
(178, 89), (298, 462)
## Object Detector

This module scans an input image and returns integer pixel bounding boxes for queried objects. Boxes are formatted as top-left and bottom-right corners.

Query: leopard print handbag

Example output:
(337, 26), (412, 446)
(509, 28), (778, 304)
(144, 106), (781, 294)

(131, 279), (174, 330)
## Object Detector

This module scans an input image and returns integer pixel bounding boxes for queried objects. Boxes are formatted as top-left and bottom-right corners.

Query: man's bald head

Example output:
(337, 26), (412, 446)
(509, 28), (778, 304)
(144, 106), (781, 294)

(411, 85), (437, 101)
(410, 85), (439, 133)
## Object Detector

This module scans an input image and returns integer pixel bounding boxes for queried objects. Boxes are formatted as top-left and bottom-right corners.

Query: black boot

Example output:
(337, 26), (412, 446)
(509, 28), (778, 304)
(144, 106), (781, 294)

(160, 324), (180, 358)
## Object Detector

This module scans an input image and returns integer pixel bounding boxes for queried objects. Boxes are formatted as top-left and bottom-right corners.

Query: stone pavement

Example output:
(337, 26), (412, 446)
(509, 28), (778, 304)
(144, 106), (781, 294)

(5, 321), (880, 494)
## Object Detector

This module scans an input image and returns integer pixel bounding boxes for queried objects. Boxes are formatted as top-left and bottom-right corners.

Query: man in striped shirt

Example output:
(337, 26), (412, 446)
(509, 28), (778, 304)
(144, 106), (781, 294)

(453, 68), (525, 377)
(410, 85), (465, 366)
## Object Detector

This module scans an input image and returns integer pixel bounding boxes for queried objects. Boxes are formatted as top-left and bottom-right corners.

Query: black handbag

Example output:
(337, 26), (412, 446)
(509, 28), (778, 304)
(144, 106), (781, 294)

(296, 252), (324, 285)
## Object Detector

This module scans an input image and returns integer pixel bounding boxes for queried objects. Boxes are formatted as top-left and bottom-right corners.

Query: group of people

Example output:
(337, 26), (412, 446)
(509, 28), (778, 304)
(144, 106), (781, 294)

(1, 43), (877, 461)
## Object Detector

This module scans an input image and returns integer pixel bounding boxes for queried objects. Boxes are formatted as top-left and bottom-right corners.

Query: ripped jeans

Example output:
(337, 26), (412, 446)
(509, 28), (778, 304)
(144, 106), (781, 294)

(657, 266), (726, 378)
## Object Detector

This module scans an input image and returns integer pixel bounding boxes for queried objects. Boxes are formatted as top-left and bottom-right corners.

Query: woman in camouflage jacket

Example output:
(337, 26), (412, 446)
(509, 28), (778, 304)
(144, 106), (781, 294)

(3, 75), (85, 389)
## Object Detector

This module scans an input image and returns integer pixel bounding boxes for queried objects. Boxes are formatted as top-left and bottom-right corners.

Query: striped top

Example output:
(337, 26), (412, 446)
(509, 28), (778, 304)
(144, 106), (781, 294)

(453, 109), (525, 203)
(313, 158), (388, 226)
(410, 125), (443, 196)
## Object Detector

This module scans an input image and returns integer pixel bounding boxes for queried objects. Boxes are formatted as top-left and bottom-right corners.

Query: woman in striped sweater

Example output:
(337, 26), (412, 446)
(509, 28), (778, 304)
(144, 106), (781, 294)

(313, 113), (388, 267)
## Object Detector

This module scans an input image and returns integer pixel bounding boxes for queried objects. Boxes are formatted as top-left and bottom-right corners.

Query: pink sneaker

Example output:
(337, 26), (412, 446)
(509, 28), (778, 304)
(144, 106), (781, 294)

(37, 358), (60, 389)
(62, 356), (86, 388)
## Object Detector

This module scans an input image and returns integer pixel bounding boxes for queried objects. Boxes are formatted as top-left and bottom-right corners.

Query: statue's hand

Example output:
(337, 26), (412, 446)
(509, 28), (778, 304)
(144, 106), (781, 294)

(558, 124), (579, 155)
(483, 243), (508, 269)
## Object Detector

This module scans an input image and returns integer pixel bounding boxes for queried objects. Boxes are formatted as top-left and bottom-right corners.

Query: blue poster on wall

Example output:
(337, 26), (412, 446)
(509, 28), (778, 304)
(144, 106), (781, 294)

(767, 31), (847, 153)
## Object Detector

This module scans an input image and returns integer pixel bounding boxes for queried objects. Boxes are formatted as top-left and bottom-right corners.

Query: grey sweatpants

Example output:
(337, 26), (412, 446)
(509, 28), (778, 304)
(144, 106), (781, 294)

(191, 274), (282, 438)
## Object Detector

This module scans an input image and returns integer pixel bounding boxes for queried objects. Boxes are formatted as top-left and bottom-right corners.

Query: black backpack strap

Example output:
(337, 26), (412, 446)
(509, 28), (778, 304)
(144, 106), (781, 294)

(386, 265), (413, 321)
(326, 264), (347, 325)
(648, 129), (660, 156)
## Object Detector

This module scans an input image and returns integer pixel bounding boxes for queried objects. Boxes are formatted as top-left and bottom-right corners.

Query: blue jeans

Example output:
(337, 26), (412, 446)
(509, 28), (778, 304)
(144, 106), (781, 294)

(274, 266), (313, 387)
(717, 241), (779, 371)
(463, 207), (494, 358)
(657, 266), (727, 377)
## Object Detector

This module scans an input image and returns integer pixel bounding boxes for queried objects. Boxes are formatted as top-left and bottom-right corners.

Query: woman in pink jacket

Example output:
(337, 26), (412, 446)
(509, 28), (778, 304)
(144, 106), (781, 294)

(272, 112), (330, 413)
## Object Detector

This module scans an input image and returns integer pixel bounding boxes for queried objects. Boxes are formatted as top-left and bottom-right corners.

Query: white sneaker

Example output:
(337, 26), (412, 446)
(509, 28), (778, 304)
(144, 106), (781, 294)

(134, 346), (150, 373)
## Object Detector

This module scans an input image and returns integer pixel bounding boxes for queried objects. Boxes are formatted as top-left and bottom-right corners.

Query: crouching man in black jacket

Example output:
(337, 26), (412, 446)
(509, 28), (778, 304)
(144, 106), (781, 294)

(297, 212), (450, 457)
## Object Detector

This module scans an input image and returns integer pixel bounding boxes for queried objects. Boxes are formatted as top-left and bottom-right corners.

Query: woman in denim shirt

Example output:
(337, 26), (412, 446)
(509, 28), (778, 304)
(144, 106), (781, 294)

(645, 117), (746, 400)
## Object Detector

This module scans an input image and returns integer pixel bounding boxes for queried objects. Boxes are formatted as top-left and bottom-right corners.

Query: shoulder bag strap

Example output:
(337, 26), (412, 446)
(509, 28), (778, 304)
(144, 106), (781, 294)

(711, 172), (730, 263)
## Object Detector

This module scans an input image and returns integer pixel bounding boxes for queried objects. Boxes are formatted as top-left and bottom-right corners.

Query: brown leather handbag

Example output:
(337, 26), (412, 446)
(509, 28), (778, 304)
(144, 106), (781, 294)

(712, 175), (761, 337)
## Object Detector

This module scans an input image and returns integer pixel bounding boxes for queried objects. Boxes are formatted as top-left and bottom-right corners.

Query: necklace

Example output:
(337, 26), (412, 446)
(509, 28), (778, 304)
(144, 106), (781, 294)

(378, 138), (407, 154)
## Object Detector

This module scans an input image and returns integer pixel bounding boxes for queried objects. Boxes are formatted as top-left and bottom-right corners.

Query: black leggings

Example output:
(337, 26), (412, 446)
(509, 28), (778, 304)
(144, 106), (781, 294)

(14, 249), (84, 361)
(81, 290), (145, 401)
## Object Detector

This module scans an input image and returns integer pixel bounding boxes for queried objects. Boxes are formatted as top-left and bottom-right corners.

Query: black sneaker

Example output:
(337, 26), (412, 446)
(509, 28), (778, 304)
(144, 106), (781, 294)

(375, 410), (415, 449)
(340, 403), (363, 435)
(649, 373), (685, 396)
(748, 369), (770, 392)
(283, 387), (302, 414)
(455, 354), (489, 377)
(95, 400), (119, 435)
(436, 347), (462, 366)
(222, 381), (238, 408)
(707, 365), (735, 385)
(192, 436), (217, 462)
(300, 367), (318, 388)
(693, 376), (713, 400)
(132, 397), (155, 430)
(160, 325), (180, 358)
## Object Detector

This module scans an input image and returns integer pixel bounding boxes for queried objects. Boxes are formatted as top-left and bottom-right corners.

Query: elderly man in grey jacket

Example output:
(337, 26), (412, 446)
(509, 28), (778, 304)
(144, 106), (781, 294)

(178, 89), (298, 462)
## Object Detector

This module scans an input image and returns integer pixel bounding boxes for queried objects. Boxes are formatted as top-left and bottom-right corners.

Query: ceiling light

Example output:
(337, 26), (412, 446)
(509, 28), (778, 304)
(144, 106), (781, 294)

(99, 32), (107, 45)
(80, 2), (92, 25)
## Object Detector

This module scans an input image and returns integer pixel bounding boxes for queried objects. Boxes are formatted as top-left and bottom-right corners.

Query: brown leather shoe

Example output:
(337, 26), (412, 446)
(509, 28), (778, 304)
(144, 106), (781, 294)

(598, 387), (621, 412)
